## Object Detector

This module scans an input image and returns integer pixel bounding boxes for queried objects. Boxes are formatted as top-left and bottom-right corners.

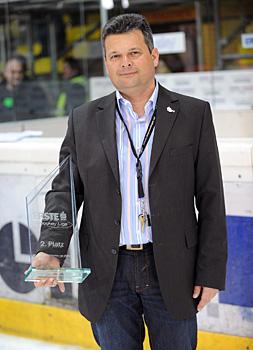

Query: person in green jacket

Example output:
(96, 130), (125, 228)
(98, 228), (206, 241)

(56, 57), (88, 116)
(0, 55), (50, 122)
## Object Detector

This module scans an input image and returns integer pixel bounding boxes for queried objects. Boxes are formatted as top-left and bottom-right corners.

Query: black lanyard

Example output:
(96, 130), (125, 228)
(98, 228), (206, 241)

(116, 101), (157, 199)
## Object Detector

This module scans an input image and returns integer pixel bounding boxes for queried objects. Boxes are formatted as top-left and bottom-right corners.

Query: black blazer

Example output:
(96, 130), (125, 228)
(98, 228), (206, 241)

(39, 84), (227, 322)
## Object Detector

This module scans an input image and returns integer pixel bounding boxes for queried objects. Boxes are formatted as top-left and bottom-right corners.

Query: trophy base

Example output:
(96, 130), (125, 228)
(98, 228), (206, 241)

(24, 266), (91, 283)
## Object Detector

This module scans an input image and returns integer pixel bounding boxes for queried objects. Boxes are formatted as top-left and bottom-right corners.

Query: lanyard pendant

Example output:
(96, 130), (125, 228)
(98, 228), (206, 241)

(136, 161), (144, 199)
(138, 212), (146, 232)
(139, 198), (147, 232)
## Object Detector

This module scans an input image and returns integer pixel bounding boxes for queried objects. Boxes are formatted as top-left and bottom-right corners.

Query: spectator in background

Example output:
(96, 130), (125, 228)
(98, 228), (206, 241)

(0, 55), (50, 122)
(56, 57), (87, 116)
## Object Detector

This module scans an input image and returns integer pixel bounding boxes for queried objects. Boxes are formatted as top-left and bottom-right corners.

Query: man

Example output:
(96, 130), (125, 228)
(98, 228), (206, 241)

(33, 13), (227, 350)
(56, 57), (87, 116)
(0, 55), (49, 122)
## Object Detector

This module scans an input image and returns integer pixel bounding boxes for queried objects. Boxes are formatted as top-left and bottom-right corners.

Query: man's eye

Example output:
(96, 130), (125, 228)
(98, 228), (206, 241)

(131, 51), (140, 56)
(110, 55), (119, 60)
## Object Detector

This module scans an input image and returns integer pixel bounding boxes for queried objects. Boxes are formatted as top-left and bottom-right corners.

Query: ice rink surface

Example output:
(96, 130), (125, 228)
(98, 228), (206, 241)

(0, 334), (86, 350)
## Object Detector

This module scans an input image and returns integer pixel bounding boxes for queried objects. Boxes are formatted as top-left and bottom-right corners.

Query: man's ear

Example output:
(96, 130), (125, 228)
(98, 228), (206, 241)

(104, 57), (109, 75)
(152, 48), (159, 68)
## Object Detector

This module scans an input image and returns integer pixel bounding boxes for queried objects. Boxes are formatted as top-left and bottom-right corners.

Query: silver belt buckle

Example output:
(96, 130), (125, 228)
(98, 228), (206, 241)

(126, 244), (143, 251)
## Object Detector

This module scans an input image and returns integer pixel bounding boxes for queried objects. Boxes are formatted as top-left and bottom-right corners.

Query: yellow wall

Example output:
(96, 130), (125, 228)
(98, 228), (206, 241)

(0, 298), (252, 350)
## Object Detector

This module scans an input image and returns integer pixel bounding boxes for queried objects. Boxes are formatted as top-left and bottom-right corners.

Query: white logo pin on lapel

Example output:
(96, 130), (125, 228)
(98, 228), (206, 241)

(167, 106), (175, 113)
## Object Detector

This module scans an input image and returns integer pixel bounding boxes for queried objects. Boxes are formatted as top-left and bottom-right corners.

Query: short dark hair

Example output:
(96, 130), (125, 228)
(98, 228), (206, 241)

(8, 54), (27, 73)
(64, 57), (81, 74)
(102, 13), (154, 55)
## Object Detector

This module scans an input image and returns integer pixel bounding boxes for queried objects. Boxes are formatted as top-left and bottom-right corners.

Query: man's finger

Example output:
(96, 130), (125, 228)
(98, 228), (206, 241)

(34, 277), (56, 288)
(44, 278), (57, 287)
(57, 282), (65, 293)
(193, 285), (202, 298)
(34, 279), (48, 288)
(34, 278), (65, 293)
(197, 287), (218, 311)
(197, 295), (210, 311)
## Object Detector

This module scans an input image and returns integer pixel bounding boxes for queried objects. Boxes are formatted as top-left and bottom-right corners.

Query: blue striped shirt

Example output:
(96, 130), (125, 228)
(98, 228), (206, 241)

(116, 83), (159, 246)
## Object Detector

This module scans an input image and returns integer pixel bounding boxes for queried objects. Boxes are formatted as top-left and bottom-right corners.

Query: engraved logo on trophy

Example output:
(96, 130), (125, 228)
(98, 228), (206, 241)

(24, 156), (91, 284)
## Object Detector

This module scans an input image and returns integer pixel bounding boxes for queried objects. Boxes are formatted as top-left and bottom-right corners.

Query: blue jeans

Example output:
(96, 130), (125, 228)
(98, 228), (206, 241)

(91, 244), (197, 350)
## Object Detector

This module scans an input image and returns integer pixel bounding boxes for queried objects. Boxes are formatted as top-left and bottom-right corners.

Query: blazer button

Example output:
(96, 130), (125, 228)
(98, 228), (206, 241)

(116, 189), (121, 195)
(114, 219), (120, 226)
(111, 248), (117, 255)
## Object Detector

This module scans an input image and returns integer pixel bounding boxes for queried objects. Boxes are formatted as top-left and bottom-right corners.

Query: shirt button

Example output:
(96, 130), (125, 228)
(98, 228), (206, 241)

(111, 248), (117, 255)
(116, 189), (120, 195)
(114, 219), (121, 226)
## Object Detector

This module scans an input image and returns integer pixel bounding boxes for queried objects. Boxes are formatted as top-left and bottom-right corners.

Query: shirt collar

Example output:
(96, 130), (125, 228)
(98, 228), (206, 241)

(116, 80), (159, 118)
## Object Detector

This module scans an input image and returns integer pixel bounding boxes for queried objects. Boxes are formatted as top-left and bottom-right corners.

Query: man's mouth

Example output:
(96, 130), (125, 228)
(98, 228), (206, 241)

(119, 71), (137, 76)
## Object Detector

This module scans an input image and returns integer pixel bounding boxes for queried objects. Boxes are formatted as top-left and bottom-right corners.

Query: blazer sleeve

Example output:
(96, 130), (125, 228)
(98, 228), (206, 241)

(37, 109), (84, 259)
(194, 102), (227, 290)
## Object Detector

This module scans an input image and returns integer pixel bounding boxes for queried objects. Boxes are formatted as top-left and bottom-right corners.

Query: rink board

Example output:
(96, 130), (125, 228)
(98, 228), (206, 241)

(0, 298), (253, 350)
(0, 138), (252, 348)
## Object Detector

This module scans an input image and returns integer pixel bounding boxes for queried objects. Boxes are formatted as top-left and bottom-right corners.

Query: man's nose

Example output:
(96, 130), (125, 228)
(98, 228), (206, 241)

(121, 55), (132, 68)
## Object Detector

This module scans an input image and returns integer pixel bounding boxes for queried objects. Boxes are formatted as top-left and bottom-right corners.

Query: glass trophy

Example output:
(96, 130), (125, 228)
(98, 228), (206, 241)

(24, 155), (91, 283)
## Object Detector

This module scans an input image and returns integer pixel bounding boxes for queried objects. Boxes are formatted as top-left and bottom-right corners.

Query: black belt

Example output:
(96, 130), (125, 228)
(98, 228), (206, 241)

(119, 243), (153, 251)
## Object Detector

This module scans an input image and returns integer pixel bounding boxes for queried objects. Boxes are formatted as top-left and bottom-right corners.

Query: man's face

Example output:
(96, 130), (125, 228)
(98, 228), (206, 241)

(63, 63), (76, 80)
(4, 59), (24, 88)
(104, 30), (159, 94)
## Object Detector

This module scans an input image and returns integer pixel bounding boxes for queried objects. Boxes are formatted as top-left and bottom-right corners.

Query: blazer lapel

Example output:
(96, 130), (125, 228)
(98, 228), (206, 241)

(149, 85), (179, 178)
(96, 92), (120, 187)
(95, 86), (179, 185)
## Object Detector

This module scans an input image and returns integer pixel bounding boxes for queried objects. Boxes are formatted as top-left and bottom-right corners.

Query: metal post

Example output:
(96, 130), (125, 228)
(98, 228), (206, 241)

(79, 1), (89, 89)
(48, 16), (58, 81)
(195, 1), (204, 71)
(100, 0), (108, 75)
(213, 0), (222, 70)
(0, 25), (6, 64)
(4, 1), (11, 59)
(26, 16), (34, 78)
